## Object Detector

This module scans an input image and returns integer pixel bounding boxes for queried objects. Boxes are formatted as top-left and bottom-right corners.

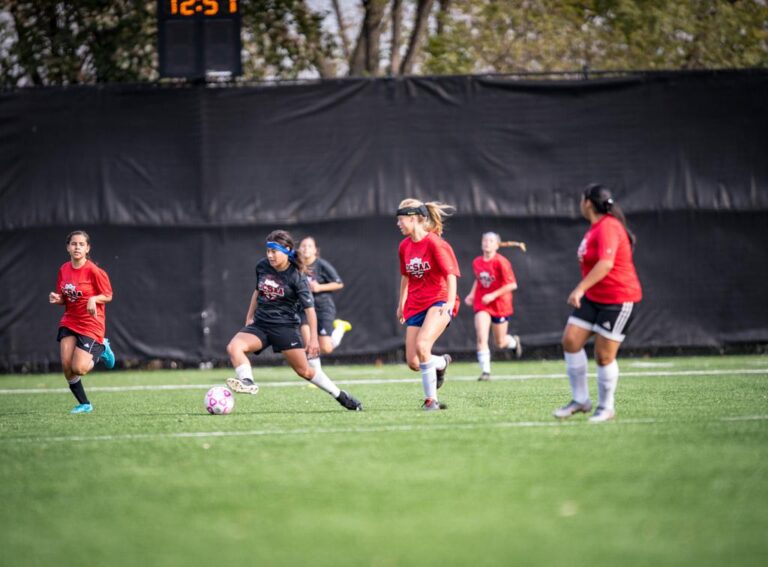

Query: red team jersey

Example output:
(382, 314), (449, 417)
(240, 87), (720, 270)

(472, 254), (517, 317)
(57, 260), (113, 343)
(578, 215), (642, 304)
(399, 232), (461, 319)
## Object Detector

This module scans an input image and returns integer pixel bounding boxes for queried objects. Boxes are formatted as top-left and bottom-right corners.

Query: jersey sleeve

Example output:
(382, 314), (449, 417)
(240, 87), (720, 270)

(499, 257), (516, 285)
(319, 259), (342, 284)
(295, 273), (315, 309)
(92, 265), (113, 296)
(432, 238), (461, 277)
(596, 218), (622, 261)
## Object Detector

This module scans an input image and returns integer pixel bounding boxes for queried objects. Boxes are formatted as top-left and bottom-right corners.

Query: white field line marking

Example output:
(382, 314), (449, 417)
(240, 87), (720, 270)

(2, 415), (764, 445)
(0, 368), (766, 396)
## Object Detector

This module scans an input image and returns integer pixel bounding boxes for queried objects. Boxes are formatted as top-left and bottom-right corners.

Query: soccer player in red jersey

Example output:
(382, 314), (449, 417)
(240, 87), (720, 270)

(48, 231), (116, 414)
(396, 199), (461, 411)
(464, 232), (526, 381)
(553, 184), (642, 423)
(225, 230), (363, 411)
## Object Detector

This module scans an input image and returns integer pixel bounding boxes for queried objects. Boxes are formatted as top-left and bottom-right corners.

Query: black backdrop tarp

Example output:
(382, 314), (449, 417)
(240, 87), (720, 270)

(1, 71), (767, 369)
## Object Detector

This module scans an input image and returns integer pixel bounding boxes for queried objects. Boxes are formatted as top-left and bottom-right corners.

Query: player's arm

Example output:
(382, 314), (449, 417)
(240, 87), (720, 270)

(567, 259), (614, 308)
(244, 289), (258, 326)
(440, 274), (457, 317)
(397, 276), (408, 323)
(481, 282), (517, 305)
(304, 306), (320, 358)
(86, 293), (113, 317)
(312, 282), (344, 293)
(464, 280), (477, 306)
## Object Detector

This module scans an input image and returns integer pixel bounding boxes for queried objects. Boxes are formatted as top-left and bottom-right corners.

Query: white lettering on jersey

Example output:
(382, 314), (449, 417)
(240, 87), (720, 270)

(478, 271), (495, 288)
(259, 276), (285, 300)
(406, 256), (431, 279)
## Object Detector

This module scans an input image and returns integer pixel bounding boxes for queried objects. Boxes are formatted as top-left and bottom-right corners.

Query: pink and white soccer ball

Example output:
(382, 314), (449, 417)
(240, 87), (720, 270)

(205, 386), (234, 415)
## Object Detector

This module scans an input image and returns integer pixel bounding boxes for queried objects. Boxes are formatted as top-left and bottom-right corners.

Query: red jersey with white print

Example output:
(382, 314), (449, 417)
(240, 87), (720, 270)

(399, 232), (461, 319)
(57, 260), (113, 343)
(578, 215), (642, 304)
(472, 254), (517, 317)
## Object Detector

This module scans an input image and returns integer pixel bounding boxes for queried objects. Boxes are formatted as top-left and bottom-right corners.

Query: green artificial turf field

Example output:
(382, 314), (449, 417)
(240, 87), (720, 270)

(1, 355), (767, 566)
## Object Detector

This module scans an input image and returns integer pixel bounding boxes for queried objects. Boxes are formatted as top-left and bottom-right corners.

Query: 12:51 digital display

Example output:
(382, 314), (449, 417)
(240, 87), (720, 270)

(165, 0), (239, 17)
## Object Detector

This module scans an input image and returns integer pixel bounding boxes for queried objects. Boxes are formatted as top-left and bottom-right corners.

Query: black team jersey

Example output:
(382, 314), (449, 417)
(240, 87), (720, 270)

(305, 258), (343, 312)
(253, 258), (314, 327)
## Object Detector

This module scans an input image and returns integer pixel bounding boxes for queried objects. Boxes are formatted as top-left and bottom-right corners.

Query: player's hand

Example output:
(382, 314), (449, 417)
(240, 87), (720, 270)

(464, 294), (474, 306)
(49, 292), (62, 304)
(309, 280), (321, 293)
(86, 297), (98, 317)
(396, 305), (404, 324)
(567, 287), (584, 308)
(517, 242), (527, 253)
(306, 339), (320, 359)
(481, 294), (495, 306)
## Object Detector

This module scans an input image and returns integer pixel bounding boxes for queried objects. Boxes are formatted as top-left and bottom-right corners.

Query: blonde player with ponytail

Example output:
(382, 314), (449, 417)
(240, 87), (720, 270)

(396, 199), (461, 410)
(464, 232), (526, 380)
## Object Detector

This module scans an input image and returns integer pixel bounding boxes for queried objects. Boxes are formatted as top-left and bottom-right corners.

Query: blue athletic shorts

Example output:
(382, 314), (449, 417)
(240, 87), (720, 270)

(405, 301), (449, 327)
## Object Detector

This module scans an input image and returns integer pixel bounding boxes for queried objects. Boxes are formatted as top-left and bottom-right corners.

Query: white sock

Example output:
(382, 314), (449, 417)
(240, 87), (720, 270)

(308, 357), (322, 371)
(309, 366), (341, 398)
(596, 360), (619, 410)
(504, 335), (517, 349)
(235, 363), (254, 382)
(564, 349), (589, 404)
(67, 376), (82, 385)
(331, 326), (345, 348)
(419, 359), (438, 401)
(477, 349), (491, 374)
(431, 355), (447, 371)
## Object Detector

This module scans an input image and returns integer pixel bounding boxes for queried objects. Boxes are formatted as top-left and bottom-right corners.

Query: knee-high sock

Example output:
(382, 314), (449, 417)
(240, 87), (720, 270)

(419, 359), (438, 401)
(564, 349), (589, 404)
(331, 326), (345, 348)
(503, 335), (517, 349)
(235, 362), (254, 382)
(596, 360), (619, 411)
(67, 376), (89, 404)
(309, 358), (341, 398)
(477, 349), (491, 374)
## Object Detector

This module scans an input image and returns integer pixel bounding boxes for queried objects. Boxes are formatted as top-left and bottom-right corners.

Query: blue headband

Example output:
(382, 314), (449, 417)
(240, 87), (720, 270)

(267, 241), (296, 259)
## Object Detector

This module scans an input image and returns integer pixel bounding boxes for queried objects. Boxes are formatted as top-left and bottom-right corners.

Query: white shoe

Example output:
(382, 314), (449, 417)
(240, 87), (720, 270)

(588, 407), (616, 423)
(226, 377), (259, 395)
(553, 399), (593, 419)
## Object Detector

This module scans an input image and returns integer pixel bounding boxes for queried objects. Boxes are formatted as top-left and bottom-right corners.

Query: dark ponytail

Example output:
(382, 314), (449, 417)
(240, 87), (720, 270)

(584, 184), (636, 247)
(266, 229), (305, 272)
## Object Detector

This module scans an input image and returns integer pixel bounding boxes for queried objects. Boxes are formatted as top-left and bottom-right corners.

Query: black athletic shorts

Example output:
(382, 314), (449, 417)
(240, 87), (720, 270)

(299, 308), (335, 337)
(567, 297), (637, 342)
(57, 326), (106, 359)
(240, 322), (304, 353)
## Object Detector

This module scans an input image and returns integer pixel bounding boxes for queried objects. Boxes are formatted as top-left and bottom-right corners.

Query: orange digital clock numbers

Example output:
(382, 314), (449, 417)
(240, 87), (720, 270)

(169, 1), (238, 16)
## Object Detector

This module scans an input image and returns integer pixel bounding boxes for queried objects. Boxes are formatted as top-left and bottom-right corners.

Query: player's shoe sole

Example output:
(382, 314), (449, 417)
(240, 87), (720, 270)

(552, 399), (593, 419)
(226, 377), (260, 395)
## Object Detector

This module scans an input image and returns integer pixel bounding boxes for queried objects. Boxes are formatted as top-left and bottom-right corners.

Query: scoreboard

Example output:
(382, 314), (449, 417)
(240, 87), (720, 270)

(157, 0), (242, 79)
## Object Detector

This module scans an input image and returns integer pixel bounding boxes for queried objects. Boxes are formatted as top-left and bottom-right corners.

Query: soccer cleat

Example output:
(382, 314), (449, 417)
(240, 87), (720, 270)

(552, 399), (593, 419)
(422, 398), (447, 411)
(588, 407), (616, 423)
(101, 338), (115, 369)
(336, 390), (363, 411)
(226, 377), (260, 395)
(478, 372), (491, 381)
(435, 354), (452, 390)
(70, 403), (93, 414)
(333, 319), (352, 333)
(512, 335), (523, 359)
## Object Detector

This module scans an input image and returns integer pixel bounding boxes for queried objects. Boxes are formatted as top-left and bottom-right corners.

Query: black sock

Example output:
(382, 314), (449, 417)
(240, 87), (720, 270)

(69, 379), (90, 405)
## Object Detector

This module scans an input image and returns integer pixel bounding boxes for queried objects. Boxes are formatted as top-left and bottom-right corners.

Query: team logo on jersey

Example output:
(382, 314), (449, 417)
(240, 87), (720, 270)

(62, 283), (83, 303)
(259, 276), (285, 300)
(406, 257), (431, 278)
(478, 271), (495, 288)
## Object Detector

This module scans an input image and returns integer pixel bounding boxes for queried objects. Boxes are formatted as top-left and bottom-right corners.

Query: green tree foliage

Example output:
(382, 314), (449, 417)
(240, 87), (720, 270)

(423, 0), (768, 75)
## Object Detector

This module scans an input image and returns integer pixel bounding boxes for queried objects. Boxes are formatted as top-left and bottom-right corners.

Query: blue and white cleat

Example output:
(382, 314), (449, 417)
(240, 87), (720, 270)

(70, 403), (93, 414)
(101, 338), (115, 369)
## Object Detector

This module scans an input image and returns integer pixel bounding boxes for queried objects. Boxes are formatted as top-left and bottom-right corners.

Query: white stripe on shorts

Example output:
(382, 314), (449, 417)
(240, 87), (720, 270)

(613, 302), (634, 336)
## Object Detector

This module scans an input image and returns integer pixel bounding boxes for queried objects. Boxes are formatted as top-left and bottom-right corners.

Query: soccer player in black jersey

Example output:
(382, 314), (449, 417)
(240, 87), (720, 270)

(225, 230), (363, 411)
(297, 236), (352, 355)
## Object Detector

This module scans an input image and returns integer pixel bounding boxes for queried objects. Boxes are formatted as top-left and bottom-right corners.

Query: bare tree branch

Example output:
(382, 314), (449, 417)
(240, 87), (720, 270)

(388, 0), (403, 75)
(331, 0), (351, 60)
(349, 0), (388, 76)
(399, 0), (436, 75)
